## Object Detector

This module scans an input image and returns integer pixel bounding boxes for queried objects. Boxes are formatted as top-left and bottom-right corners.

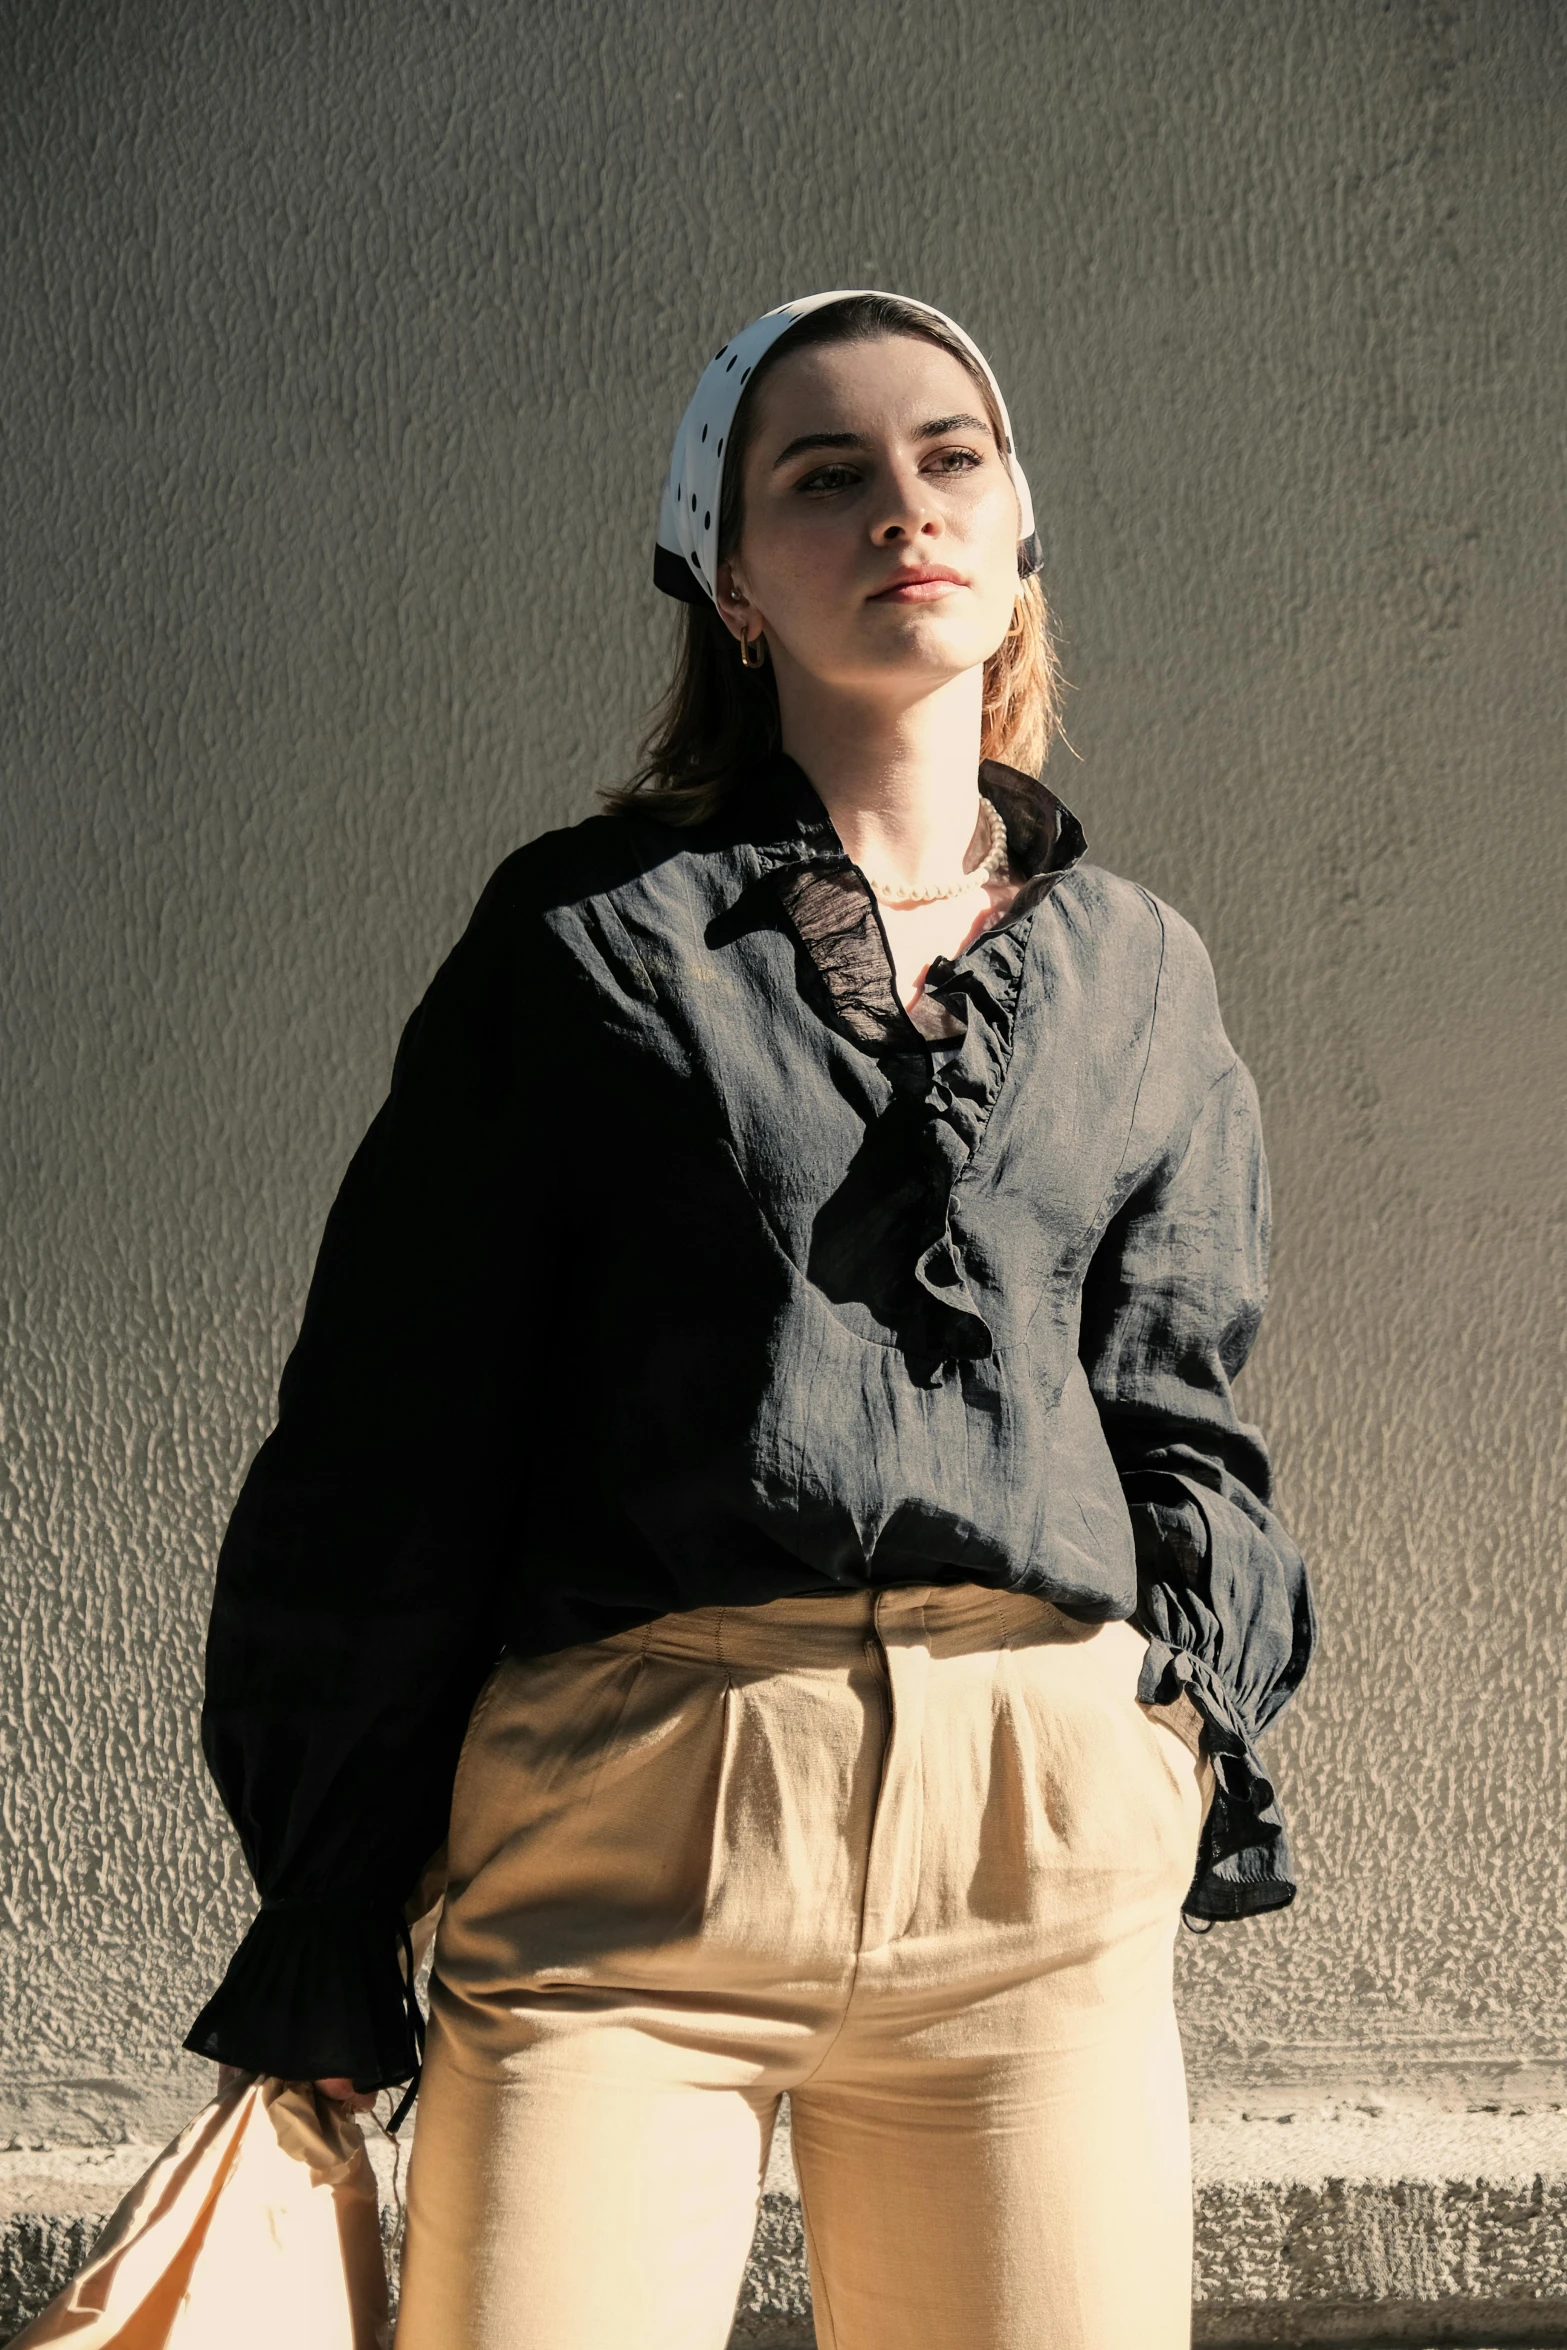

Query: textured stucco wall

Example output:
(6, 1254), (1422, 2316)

(2, 0), (1563, 2147)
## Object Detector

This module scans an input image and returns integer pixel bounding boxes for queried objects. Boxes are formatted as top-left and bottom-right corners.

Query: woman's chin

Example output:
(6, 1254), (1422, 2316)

(794, 622), (993, 694)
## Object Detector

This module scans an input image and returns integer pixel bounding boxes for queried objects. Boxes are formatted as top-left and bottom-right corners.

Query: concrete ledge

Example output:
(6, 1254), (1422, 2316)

(5, 2106), (1567, 2347)
(1189, 2107), (1567, 2345)
(2, 2146), (158, 2342)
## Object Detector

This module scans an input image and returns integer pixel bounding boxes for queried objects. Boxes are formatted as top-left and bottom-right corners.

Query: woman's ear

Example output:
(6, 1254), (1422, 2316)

(713, 559), (757, 646)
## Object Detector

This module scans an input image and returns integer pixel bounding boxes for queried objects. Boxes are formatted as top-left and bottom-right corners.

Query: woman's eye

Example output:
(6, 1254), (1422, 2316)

(794, 447), (983, 495)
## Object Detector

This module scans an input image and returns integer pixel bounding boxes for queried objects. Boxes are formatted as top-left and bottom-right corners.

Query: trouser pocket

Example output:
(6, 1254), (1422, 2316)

(996, 1611), (1214, 1887)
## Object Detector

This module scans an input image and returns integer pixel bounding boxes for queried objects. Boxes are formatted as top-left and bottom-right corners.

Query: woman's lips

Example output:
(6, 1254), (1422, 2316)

(870, 573), (966, 602)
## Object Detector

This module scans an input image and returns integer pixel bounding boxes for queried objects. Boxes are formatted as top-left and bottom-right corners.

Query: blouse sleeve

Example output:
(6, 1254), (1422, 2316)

(1078, 939), (1319, 1923)
(185, 859), (532, 2086)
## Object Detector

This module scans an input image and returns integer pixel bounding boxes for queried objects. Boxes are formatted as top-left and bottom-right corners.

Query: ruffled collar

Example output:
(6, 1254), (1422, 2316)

(739, 747), (1083, 876)
(731, 750), (1086, 1377)
(740, 750), (1086, 1053)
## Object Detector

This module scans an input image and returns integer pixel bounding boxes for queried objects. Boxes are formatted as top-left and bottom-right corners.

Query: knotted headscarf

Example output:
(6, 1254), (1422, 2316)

(654, 289), (1041, 606)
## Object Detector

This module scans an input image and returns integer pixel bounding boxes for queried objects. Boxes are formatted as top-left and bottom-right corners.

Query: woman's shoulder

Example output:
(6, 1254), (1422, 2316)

(1061, 860), (1216, 984)
(470, 807), (663, 929)
(1062, 861), (1234, 1070)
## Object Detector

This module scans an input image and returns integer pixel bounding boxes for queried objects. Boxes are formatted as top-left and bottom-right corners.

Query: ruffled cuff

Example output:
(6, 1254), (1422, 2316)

(184, 1895), (421, 2089)
(1135, 1636), (1297, 1920)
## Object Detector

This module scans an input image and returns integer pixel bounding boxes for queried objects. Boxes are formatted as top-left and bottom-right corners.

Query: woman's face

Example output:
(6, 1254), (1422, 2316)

(717, 333), (1022, 705)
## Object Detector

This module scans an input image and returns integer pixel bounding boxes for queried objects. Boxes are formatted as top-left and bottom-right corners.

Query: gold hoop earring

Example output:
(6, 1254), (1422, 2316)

(739, 630), (767, 670)
(1004, 595), (1026, 643)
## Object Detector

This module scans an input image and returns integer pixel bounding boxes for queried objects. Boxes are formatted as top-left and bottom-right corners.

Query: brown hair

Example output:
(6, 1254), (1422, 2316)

(603, 295), (1064, 826)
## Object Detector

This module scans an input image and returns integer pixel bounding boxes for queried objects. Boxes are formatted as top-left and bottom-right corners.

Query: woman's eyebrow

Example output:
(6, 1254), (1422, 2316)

(771, 413), (990, 469)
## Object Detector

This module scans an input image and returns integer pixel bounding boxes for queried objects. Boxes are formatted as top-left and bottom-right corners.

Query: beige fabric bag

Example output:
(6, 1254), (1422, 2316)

(10, 2076), (390, 2350)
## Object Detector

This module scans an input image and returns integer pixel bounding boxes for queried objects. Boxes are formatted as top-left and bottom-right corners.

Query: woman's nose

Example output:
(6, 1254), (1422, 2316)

(875, 499), (939, 545)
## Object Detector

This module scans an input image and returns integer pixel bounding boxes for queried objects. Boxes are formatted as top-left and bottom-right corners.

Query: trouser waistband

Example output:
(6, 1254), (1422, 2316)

(596, 1581), (1103, 1675)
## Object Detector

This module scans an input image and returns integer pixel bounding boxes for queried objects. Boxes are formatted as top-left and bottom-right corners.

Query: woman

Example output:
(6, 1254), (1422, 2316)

(189, 290), (1316, 2349)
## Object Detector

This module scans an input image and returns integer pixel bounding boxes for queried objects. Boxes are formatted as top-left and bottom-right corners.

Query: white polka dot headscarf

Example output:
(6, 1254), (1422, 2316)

(654, 289), (1041, 606)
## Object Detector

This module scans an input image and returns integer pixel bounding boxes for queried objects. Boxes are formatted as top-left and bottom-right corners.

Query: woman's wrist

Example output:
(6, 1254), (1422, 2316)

(314, 2074), (379, 2112)
(212, 2057), (377, 2112)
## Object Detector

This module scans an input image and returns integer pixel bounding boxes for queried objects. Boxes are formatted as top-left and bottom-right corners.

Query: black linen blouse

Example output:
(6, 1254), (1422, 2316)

(187, 752), (1318, 2089)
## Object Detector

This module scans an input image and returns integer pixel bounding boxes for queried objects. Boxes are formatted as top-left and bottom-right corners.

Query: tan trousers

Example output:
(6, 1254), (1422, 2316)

(395, 1583), (1215, 2350)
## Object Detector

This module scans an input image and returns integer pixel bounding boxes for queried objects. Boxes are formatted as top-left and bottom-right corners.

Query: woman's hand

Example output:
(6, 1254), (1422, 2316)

(215, 2060), (377, 2113)
(313, 2075), (380, 2113)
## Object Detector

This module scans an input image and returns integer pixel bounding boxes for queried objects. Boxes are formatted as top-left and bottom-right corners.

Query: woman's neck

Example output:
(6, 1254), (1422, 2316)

(776, 665), (987, 893)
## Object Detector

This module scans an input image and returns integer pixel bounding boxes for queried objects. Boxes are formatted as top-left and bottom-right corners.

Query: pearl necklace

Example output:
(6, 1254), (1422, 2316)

(857, 796), (1010, 904)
